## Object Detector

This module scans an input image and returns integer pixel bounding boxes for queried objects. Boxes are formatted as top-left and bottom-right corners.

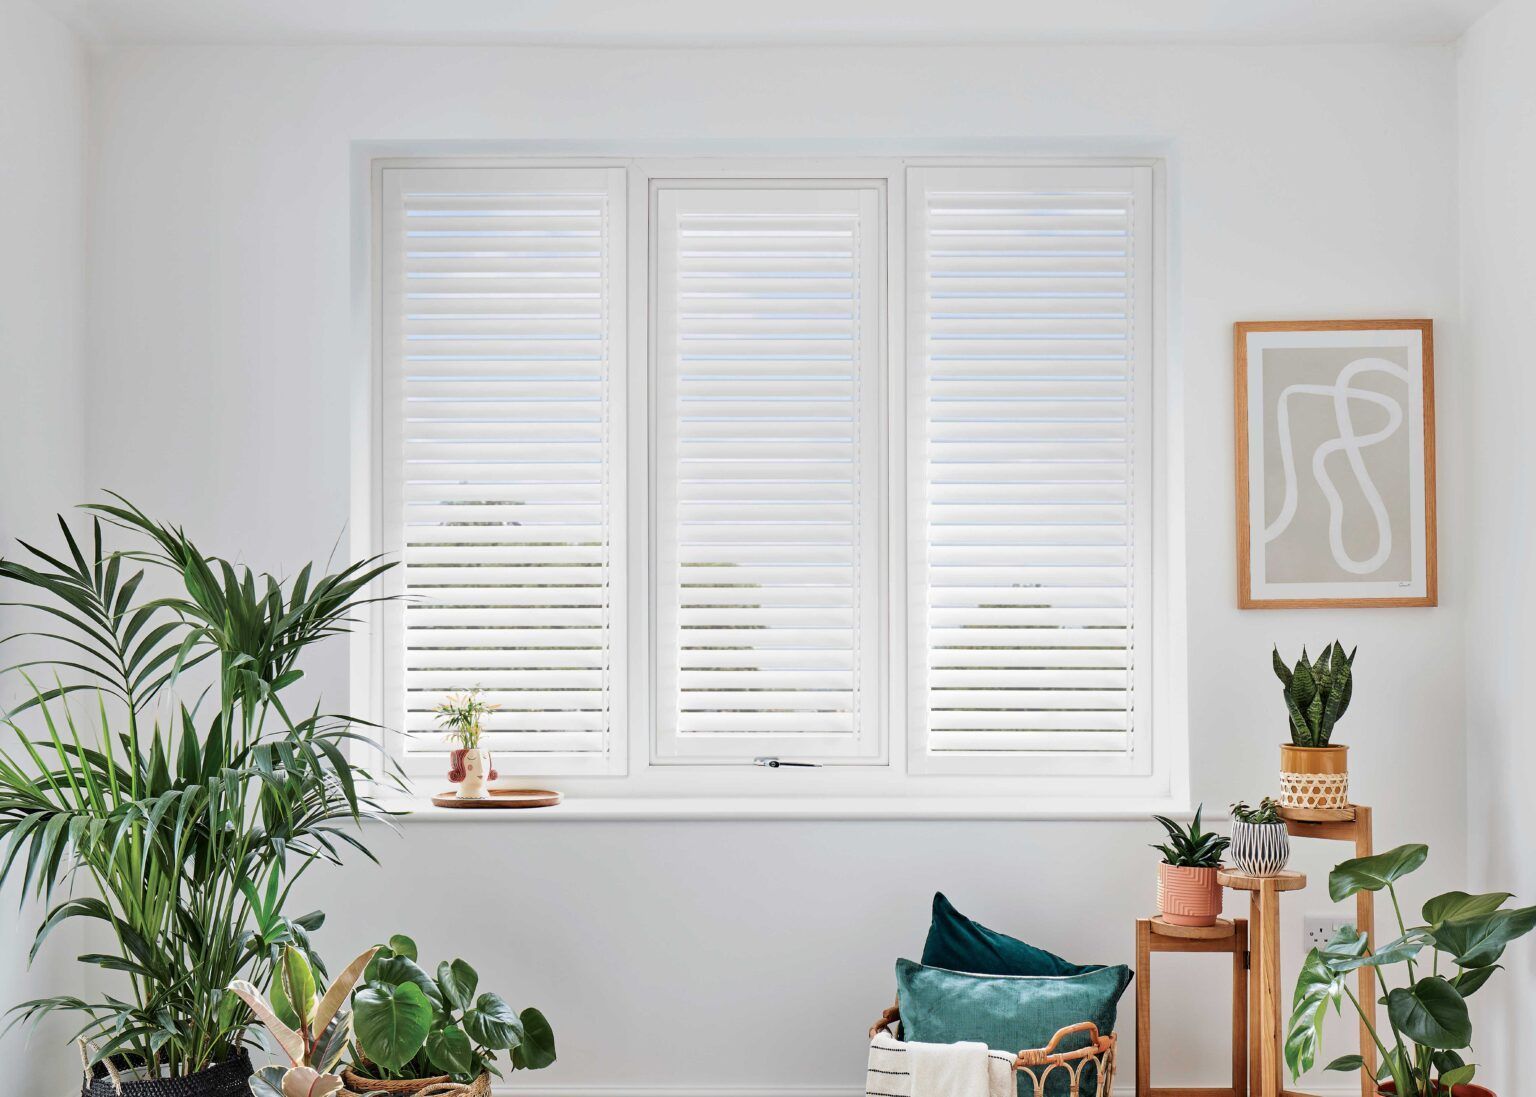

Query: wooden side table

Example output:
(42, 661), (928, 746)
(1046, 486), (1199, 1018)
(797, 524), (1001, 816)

(1134, 915), (1248, 1097)
(1217, 870), (1306, 1097)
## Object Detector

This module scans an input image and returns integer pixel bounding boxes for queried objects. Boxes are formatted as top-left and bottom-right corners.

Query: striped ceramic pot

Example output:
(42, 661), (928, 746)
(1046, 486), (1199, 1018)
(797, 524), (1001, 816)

(1230, 820), (1290, 876)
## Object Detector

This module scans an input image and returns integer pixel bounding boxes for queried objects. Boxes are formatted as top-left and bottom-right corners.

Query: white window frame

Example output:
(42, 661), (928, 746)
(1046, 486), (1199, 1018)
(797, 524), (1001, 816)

(359, 151), (1184, 813)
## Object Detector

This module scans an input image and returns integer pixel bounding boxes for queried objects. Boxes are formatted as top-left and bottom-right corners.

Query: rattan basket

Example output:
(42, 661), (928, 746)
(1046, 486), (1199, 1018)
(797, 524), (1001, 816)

(869, 1005), (1117, 1097)
(340, 1067), (491, 1097)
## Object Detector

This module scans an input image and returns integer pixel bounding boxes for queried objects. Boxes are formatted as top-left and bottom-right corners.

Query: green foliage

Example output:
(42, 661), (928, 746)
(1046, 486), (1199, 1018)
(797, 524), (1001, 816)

(0, 500), (402, 1076)
(351, 936), (556, 1083)
(1231, 797), (1282, 825)
(1150, 804), (1230, 868)
(1272, 641), (1355, 746)
(433, 689), (499, 751)
(1285, 843), (1536, 1095)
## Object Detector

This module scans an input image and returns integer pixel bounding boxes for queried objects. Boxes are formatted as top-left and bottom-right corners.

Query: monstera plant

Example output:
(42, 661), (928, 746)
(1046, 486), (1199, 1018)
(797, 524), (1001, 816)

(1287, 843), (1536, 1095)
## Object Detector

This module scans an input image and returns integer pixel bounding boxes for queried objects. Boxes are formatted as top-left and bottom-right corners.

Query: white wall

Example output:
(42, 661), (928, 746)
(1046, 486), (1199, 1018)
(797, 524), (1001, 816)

(0, 0), (88, 1092)
(72, 43), (1468, 1092)
(1459, 0), (1536, 1088)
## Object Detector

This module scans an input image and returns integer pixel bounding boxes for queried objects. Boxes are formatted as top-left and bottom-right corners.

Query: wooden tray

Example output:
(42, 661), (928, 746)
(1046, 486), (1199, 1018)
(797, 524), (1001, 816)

(431, 789), (562, 810)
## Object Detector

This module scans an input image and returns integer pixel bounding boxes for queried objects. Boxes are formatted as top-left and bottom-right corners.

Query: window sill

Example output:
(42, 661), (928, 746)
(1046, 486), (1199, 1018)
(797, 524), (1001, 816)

(373, 795), (1188, 822)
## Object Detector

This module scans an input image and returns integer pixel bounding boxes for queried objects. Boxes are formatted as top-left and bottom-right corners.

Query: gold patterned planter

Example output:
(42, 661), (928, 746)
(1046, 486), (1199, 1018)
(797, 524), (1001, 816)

(1279, 744), (1349, 816)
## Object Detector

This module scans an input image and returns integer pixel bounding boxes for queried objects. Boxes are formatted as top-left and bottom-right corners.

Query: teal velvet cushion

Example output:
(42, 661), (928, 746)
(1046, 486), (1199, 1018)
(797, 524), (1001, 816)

(922, 893), (1103, 978)
(894, 959), (1132, 1097)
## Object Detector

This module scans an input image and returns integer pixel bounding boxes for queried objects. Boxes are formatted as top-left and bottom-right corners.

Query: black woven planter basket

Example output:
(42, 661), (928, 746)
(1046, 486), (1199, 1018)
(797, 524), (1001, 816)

(81, 1048), (253, 1097)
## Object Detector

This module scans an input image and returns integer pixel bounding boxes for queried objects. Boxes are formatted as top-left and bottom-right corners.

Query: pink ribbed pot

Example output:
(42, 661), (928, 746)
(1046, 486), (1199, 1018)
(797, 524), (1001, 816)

(1156, 862), (1223, 927)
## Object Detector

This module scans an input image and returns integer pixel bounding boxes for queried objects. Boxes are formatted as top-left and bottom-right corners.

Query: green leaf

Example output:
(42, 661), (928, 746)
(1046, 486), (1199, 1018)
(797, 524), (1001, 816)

(1449, 964), (1500, 997)
(1323, 1054), (1365, 1072)
(1385, 976), (1472, 1050)
(511, 1008), (556, 1070)
(278, 946), (317, 1031)
(1285, 948), (1343, 1079)
(1440, 1064), (1477, 1087)
(1430, 906), (1536, 968)
(426, 1025), (475, 1076)
(388, 934), (418, 961)
(1328, 844), (1429, 902)
(366, 955), (444, 1009)
(1423, 890), (1513, 927)
(1325, 929), (1428, 973)
(1272, 647), (1293, 687)
(463, 992), (524, 1050)
(354, 982), (434, 1073)
(438, 959), (478, 1013)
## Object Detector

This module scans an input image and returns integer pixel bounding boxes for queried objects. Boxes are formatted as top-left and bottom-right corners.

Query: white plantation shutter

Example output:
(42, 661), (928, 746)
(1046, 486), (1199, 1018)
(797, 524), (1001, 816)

(378, 166), (626, 775)
(652, 184), (885, 762)
(906, 166), (1154, 774)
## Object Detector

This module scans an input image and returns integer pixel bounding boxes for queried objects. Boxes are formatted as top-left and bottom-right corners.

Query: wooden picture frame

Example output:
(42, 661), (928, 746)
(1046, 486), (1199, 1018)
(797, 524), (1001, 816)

(1235, 319), (1437, 609)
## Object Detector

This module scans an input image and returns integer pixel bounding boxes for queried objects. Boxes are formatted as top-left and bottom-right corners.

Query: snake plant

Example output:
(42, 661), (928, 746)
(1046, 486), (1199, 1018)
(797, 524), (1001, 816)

(1273, 641), (1356, 746)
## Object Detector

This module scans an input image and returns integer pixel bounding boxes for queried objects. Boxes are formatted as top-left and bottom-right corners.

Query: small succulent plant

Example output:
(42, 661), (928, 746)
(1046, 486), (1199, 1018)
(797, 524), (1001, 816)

(1151, 805), (1230, 868)
(1231, 797), (1283, 825)
(229, 946), (377, 1097)
(1273, 641), (1356, 747)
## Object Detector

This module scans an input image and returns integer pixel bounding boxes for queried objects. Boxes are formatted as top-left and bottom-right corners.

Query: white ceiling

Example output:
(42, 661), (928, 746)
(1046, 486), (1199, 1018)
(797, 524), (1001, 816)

(39, 0), (1502, 48)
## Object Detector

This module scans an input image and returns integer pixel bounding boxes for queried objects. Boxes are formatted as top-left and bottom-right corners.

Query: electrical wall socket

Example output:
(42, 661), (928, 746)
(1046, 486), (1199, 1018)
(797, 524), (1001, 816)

(1304, 913), (1354, 950)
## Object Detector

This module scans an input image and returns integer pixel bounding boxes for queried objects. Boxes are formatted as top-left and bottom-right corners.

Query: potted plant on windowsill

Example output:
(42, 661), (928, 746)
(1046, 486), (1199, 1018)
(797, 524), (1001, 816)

(342, 934), (556, 1097)
(0, 499), (400, 1095)
(437, 689), (499, 799)
(1151, 805), (1230, 927)
(1230, 797), (1290, 876)
(1273, 641), (1356, 818)
(1287, 843), (1536, 1096)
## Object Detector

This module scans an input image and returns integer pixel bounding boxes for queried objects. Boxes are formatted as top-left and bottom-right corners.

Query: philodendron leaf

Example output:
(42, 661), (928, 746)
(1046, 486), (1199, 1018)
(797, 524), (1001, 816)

(1440, 1064), (1477, 1087)
(426, 1025), (474, 1076)
(438, 959), (478, 1013)
(1285, 948), (1342, 1079)
(511, 1007), (556, 1070)
(1385, 976), (1472, 1050)
(1324, 1055), (1365, 1072)
(463, 992), (524, 1050)
(366, 955), (444, 1009)
(1423, 890), (1513, 926)
(353, 981), (434, 1073)
(388, 934), (418, 961)
(1430, 906), (1536, 968)
(1449, 964), (1500, 997)
(1328, 844), (1429, 902)
(1325, 929), (1429, 973)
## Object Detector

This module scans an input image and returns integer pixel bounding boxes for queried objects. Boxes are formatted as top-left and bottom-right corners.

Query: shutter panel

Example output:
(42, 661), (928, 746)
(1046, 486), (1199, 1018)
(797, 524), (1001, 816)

(652, 184), (884, 762)
(907, 166), (1153, 772)
(379, 167), (626, 774)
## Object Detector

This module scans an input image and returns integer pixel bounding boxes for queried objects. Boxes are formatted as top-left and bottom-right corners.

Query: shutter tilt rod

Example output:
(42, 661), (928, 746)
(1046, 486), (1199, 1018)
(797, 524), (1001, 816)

(753, 757), (822, 768)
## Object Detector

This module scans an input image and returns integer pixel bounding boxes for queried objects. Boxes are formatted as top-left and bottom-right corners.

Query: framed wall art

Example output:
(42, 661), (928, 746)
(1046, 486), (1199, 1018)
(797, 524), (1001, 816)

(1235, 319), (1437, 608)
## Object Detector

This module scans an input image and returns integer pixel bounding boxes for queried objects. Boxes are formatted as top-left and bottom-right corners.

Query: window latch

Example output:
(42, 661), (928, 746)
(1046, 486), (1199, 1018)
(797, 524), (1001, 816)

(753, 756), (821, 769)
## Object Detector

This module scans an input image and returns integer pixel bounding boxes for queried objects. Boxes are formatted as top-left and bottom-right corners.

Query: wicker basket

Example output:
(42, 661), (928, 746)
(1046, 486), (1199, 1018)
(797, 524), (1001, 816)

(340, 1067), (491, 1097)
(869, 1005), (1117, 1097)
(78, 1046), (253, 1097)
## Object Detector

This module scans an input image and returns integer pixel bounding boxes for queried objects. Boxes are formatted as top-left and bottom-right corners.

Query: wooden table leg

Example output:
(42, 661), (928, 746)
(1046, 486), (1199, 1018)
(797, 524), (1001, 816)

(1249, 892), (1260, 1094)
(1136, 919), (1151, 1095)
(1354, 807), (1378, 1097)
(1233, 918), (1249, 1097)
(1257, 879), (1281, 1097)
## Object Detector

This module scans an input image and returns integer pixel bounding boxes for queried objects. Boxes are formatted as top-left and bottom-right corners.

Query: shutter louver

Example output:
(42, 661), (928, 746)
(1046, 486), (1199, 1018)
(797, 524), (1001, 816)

(908, 166), (1153, 770)
(380, 167), (627, 773)
(653, 185), (884, 762)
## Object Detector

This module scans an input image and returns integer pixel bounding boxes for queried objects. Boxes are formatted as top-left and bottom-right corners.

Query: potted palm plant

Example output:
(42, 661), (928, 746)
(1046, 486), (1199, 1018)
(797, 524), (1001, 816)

(0, 498), (400, 1094)
(1230, 797), (1290, 876)
(1151, 805), (1230, 927)
(437, 689), (499, 799)
(342, 934), (555, 1096)
(1287, 843), (1535, 1096)
(1273, 641), (1356, 817)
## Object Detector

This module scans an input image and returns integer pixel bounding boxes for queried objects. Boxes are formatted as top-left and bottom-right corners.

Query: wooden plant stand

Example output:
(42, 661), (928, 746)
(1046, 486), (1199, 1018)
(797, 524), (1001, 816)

(1134, 915), (1248, 1097)
(1277, 804), (1378, 1097)
(1217, 870), (1306, 1097)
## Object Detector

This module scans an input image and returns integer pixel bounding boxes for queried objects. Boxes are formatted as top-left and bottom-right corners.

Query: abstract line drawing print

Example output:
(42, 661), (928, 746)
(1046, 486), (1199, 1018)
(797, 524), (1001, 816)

(1262, 357), (1409, 576)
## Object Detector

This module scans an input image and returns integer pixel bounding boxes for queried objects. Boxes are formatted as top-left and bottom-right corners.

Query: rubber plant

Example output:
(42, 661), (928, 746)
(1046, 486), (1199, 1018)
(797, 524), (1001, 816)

(1287, 843), (1536, 1094)
(347, 934), (556, 1087)
(0, 497), (401, 1078)
(229, 946), (377, 1097)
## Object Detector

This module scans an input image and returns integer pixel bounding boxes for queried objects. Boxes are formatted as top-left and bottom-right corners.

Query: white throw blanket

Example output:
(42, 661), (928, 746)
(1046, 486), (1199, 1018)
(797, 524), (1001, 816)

(867, 1029), (1015, 1097)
